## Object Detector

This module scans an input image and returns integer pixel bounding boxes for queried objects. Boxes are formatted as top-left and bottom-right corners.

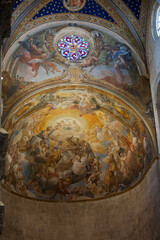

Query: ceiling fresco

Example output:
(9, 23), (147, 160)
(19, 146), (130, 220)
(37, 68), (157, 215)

(1, 2), (156, 202)
(11, 0), (35, 25)
(12, 0), (142, 19)
(122, 0), (142, 19)
(6, 0), (148, 59)
(12, 0), (24, 12)
(2, 25), (154, 129)
(97, 0), (146, 43)
(11, 0), (145, 22)
(2, 25), (154, 124)
(31, 0), (115, 22)
(3, 86), (154, 201)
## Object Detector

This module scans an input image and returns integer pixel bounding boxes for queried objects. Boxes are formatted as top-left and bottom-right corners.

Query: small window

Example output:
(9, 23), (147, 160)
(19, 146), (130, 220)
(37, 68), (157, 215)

(156, 5), (160, 36)
(151, 1), (160, 41)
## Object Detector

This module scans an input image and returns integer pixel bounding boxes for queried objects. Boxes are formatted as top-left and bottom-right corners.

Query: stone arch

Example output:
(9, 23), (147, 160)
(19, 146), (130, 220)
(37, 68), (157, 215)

(157, 79), (160, 104)
(153, 72), (160, 152)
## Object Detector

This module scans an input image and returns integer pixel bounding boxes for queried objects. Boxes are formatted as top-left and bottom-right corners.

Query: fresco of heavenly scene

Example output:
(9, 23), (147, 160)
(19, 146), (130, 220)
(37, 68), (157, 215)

(2, 27), (68, 102)
(2, 25), (150, 110)
(2, 24), (154, 127)
(3, 87), (154, 201)
(3, 25), (139, 91)
(80, 31), (138, 85)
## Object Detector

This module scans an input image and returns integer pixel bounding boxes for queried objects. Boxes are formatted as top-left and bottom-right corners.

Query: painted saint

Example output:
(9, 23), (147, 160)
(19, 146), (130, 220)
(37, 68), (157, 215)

(64, 0), (85, 11)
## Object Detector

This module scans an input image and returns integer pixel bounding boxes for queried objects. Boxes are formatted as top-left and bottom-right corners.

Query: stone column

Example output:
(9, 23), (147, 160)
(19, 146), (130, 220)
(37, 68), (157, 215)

(0, 128), (8, 235)
(0, 128), (8, 179)
(0, 202), (4, 235)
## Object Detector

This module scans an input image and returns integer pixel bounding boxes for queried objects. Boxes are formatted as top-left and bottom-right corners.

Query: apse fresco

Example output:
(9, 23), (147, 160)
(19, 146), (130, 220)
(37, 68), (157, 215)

(3, 25), (154, 127)
(2, 24), (155, 200)
(3, 25), (143, 104)
(3, 87), (154, 201)
(4, 25), (139, 87)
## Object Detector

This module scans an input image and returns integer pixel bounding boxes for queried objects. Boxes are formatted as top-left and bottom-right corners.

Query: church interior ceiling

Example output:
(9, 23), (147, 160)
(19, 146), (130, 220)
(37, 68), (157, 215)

(2, 18), (156, 201)
(5, 0), (148, 60)
(2, 85), (155, 201)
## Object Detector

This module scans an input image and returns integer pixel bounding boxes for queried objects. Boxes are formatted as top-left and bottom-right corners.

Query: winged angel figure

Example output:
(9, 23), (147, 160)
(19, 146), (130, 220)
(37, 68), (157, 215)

(15, 34), (60, 78)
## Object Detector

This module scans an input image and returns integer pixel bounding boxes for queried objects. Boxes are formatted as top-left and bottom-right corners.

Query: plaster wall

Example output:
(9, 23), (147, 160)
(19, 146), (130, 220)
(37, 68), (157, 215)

(146, 0), (160, 152)
(1, 159), (160, 240)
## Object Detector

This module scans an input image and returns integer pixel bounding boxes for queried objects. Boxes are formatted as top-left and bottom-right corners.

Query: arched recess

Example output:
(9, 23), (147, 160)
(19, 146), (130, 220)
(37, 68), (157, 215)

(2, 83), (157, 202)
(2, 21), (147, 76)
(1, 19), (157, 202)
(1, 20), (149, 126)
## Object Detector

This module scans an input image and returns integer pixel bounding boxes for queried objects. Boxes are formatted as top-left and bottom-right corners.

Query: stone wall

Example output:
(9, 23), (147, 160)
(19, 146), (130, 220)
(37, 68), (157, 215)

(0, 128), (8, 235)
(0, 202), (4, 235)
(146, 0), (160, 152)
(1, 159), (160, 240)
(0, 0), (14, 39)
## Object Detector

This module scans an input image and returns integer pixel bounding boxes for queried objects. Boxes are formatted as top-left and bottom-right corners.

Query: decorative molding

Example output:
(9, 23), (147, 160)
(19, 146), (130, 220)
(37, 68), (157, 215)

(11, 0), (41, 34)
(11, 0), (35, 24)
(95, 0), (145, 60)
(110, 0), (146, 44)
(3, 0), (147, 58)
(3, 13), (140, 57)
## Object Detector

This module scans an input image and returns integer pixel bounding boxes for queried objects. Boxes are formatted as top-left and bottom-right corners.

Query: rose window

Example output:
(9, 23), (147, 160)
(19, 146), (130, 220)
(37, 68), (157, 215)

(58, 35), (89, 61)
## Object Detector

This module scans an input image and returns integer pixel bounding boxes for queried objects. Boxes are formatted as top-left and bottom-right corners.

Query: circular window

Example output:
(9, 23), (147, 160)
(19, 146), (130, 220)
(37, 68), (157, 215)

(58, 35), (89, 61)
(151, 1), (160, 40)
(156, 5), (160, 36)
(53, 27), (95, 63)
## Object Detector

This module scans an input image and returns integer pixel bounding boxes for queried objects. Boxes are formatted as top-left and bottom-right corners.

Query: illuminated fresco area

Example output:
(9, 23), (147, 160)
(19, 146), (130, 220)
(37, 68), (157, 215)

(2, 23), (156, 201)
(6, 24), (138, 84)
(2, 86), (154, 201)
(3, 25), (141, 104)
(3, 24), (154, 124)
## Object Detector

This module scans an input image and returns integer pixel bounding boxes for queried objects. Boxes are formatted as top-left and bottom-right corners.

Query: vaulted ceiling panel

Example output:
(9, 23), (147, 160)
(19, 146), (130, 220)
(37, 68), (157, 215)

(31, 0), (115, 22)
(5, 0), (147, 61)
(12, 0), (24, 12)
(121, 0), (142, 19)
(11, 0), (35, 24)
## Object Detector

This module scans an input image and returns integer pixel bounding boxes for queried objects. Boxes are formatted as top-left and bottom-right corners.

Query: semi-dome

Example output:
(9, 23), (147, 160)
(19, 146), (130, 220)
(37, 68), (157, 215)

(2, 23), (156, 201)
(1, 0), (160, 240)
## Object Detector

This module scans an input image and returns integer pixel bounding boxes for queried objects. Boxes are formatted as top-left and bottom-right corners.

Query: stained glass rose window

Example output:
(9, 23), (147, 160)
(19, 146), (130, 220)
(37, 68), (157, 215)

(58, 35), (89, 61)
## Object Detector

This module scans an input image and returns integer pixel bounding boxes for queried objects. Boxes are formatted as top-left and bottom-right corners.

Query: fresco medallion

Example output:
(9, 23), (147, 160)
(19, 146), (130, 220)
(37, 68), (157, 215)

(63, 0), (86, 11)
